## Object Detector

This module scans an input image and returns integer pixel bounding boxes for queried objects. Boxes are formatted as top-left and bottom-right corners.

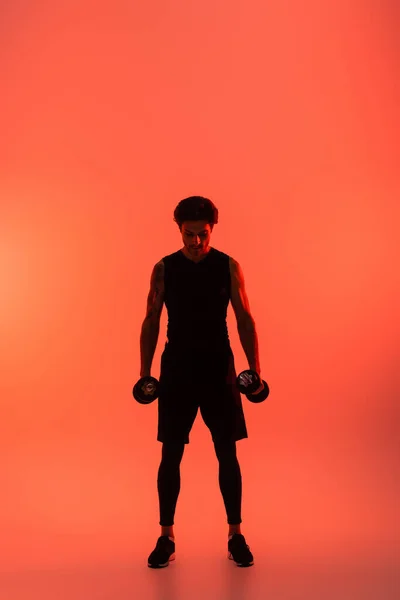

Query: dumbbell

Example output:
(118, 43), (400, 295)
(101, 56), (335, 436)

(133, 370), (269, 405)
(236, 370), (269, 403)
(133, 376), (160, 404)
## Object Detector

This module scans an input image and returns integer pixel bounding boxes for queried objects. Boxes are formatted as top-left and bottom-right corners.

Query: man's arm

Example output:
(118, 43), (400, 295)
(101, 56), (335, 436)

(229, 257), (261, 376)
(140, 260), (164, 377)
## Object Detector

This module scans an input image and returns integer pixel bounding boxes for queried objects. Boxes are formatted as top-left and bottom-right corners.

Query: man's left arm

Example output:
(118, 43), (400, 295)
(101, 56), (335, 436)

(237, 315), (261, 376)
(229, 258), (262, 381)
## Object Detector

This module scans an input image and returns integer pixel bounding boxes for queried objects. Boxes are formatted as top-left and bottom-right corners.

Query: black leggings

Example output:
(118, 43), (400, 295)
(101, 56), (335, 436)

(157, 439), (242, 526)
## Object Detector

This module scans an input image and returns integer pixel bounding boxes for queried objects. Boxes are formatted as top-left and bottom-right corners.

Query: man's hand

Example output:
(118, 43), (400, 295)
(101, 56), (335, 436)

(240, 368), (264, 395)
(245, 369), (264, 395)
(253, 377), (264, 395)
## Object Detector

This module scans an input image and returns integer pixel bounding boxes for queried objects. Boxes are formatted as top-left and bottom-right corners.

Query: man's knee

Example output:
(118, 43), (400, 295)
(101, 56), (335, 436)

(213, 438), (237, 462)
(161, 440), (185, 464)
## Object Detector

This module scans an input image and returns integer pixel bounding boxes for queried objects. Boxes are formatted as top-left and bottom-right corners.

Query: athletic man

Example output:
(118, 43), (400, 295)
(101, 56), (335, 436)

(140, 196), (264, 568)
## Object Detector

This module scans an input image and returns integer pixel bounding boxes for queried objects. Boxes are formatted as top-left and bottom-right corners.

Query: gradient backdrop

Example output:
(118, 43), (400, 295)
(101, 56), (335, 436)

(1, 0), (399, 595)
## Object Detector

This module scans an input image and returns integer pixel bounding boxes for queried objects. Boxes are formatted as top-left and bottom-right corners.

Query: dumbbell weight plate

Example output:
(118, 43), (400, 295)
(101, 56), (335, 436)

(133, 376), (159, 404)
(246, 380), (269, 403)
(236, 370), (261, 395)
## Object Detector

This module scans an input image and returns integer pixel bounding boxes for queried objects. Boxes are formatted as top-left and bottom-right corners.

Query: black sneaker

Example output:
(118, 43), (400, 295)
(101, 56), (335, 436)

(228, 533), (254, 567)
(148, 535), (176, 568)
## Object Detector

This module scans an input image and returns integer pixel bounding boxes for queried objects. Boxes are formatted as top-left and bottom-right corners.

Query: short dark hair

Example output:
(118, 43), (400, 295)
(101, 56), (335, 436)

(173, 196), (219, 230)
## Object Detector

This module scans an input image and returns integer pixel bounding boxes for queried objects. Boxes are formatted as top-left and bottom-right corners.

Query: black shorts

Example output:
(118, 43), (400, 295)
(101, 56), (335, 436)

(157, 343), (248, 445)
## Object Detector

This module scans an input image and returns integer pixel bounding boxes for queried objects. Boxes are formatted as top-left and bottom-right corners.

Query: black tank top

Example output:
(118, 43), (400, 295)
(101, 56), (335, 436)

(162, 247), (231, 353)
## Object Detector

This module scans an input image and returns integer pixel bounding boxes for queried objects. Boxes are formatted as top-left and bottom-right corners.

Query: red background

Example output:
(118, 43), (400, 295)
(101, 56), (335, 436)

(1, 0), (399, 595)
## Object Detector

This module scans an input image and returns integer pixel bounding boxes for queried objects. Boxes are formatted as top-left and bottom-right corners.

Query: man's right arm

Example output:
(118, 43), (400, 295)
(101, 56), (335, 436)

(140, 260), (165, 378)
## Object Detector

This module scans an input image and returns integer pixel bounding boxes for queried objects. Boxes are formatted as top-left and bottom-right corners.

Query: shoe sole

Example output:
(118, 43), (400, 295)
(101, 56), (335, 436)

(228, 552), (254, 567)
(148, 553), (176, 568)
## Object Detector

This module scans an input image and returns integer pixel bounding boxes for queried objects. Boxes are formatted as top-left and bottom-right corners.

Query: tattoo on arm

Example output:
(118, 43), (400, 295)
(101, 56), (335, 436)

(145, 262), (164, 321)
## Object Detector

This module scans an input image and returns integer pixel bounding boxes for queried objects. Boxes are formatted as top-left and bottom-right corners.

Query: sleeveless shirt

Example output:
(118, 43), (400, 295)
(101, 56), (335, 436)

(162, 247), (231, 353)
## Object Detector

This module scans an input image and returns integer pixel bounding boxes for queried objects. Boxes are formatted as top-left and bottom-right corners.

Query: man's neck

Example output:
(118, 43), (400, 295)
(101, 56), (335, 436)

(181, 247), (211, 262)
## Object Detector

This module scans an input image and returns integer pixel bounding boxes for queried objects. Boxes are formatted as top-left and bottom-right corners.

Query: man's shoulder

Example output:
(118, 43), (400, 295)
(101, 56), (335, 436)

(158, 247), (234, 266)
(156, 250), (182, 272)
(210, 247), (232, 260)
(159, 250), (181, 262)
(227, 254), (239, 271)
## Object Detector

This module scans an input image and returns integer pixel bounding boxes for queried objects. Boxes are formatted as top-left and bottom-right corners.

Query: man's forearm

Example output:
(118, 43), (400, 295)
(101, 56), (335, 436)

(140, 319), (160, 375)
(237, 317), (261, 374)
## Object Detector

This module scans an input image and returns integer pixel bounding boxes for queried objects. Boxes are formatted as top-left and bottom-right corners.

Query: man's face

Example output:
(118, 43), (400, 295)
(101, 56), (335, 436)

(181, 220), (213, 257)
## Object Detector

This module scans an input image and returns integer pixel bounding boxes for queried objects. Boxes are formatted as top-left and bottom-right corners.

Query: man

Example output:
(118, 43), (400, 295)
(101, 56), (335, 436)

(140, 196), (264, 568)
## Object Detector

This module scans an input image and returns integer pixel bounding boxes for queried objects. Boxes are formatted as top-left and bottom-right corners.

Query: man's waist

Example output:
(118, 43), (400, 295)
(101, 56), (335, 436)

(164, 338), (231, 354)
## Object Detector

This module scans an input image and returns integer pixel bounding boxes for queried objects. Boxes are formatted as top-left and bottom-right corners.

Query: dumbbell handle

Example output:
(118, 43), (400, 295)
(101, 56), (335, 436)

(236, 370), (261, 394)
(236, 370), (269, 403)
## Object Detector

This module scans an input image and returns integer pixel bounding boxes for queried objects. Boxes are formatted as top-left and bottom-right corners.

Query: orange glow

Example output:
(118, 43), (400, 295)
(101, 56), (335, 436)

(0, 0), (398, 594)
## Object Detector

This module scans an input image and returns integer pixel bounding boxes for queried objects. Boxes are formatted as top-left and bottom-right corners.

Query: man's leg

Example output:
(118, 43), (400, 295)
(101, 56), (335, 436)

(157, 440), (185, 539)
(213, 439), (242, 537)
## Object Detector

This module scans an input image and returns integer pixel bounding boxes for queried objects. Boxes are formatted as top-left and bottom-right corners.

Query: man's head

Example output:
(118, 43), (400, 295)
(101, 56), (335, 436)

(180, 220), (212, 256)
(173, 196), (218, 258)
